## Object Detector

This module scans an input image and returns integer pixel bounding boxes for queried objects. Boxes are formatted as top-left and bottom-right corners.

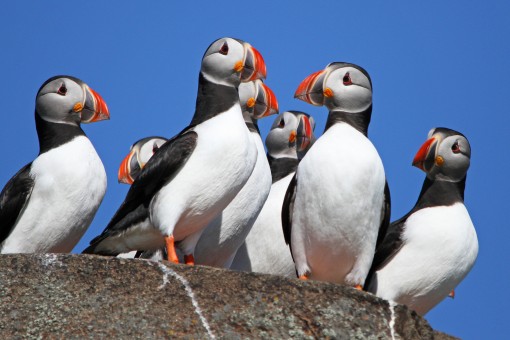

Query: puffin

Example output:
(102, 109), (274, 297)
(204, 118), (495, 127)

(365, 128), (478, 315)
(231, 111), (316, 276)
(115, 136), (168, 259)
(111, 80), (278, 265)
(118, 136), (168, 185)
(83, 37), (267, 264)
(282, 62), (391, 287)
(192, 79), (278, 268)
(0, 76), (109, 253)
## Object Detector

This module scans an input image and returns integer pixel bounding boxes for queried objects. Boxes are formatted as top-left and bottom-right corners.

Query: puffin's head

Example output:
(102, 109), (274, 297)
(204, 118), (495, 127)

(412, 127), (471, 182)
(201, 37), (267, 87)
(118, 136), (168, 184)
(238, 80), (278, 119)
(266, 111), (316, 160)
(36, 75), (109, 126)
(294, 62), (372, 113)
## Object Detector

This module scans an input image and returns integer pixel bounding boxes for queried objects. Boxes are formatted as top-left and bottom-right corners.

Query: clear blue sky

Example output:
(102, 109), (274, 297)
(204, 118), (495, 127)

(1, 2), (508, 338)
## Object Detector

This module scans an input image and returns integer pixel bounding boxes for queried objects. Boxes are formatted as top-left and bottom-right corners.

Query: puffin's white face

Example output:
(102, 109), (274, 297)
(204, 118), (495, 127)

(294, 63), (372, 114)
(413, 128), (471, 182)
(36, 76), (109, 126)
(201, 38), (245, 86)
(201, 37), (267, 87)
(322, 67), (372, 113)
(266, 111), (315, 159)
(137, 137), (167, 166)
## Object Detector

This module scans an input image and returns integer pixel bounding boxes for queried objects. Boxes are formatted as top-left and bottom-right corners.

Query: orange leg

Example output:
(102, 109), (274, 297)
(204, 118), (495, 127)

(165, 235), (179, 264)
(184, 254), (195, 266)
(354, 284), (363, 291)
(448, 290), (455, 299)
(298, 273), (309, 280)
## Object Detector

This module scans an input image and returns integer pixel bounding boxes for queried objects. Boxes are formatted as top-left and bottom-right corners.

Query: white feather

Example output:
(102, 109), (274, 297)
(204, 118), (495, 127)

(193, 131), (272, 268)
(2, 136), (106, 253)
(291, 123), (385, 285)
(150, 104), (257, 254)
(231, 172), (296, 277)
(368, 203), (478, 315)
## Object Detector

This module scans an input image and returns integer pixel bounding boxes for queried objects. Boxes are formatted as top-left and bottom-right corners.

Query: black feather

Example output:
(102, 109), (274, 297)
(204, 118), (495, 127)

(0, 163), (35, 245)
(83, 129), (198, 254)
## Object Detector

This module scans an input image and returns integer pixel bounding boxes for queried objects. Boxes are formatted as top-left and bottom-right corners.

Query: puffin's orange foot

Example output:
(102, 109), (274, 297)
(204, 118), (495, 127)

(354, 284), (363, 291)
(448, 290), (455, 299)
(184, 254), (195, 266)
(298, 272), (310, 280)
(165, 235), (179, 264)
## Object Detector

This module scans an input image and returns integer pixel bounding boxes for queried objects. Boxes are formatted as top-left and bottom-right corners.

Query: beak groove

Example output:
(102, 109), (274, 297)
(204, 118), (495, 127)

(256, 82), (279, 118)
(81, 86), (110, 123)
(294, 69), (327, 106)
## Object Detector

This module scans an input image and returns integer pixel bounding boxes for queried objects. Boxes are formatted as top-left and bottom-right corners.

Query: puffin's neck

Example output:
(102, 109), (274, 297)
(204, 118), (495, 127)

(413, 176), (466, 210)
(244, 114), (260, 135)
(190, 72), (239, 126)
(324, 105), (372, 136)
(267, 154), (299, 183)
(35, 111), (85, 155)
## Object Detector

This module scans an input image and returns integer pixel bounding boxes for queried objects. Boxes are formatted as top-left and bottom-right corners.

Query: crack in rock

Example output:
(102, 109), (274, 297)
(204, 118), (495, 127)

(153, 262), (215, 339)
(389, 300), (397, 340)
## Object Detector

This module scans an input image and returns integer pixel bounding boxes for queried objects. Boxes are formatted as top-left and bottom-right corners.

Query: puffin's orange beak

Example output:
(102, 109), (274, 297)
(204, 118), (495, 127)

(294, 69), (327, 106)
(297, 115), (313, 151)
(412, 137), (436, 172)
(118, 151), (136, 184)
(253, 82), (279, 118)
(81, 86), (110, 123)
(241, 44), (267, 82)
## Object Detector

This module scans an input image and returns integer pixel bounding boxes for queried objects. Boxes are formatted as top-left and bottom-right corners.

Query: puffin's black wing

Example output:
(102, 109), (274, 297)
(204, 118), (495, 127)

(364, 209), (410, 290)
(376, 180), (392, 249)
(281, 172), (298, 246)
(83, 129), (198, 253)
(0, 163), (35, 244)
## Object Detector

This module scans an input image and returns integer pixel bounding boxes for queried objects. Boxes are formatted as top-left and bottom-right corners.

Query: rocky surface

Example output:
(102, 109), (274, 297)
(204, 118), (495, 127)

(0, 254), (456, 339)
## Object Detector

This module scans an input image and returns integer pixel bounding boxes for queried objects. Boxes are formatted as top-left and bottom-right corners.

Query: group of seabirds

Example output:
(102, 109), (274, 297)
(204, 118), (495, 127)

(0, 37), (478, 317)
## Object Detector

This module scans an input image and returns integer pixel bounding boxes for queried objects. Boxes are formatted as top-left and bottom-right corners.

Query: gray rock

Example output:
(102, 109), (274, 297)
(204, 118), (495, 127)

(0, 254), (457, 339)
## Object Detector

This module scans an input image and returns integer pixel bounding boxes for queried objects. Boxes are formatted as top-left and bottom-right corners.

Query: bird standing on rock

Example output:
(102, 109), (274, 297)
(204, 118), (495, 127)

(0, 76), (109, 253)
(84, 37), (267, 265)
(282, 62), (390, 288)
(192, 79), (278, 268)
(365, 128), (478, 315)
(109, 80), (278, 265)
(231, 110), (316, 276)
(107, 80), (278, 268)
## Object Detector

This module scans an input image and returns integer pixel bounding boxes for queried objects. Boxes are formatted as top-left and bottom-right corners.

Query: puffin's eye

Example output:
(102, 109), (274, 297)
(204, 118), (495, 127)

(278, 119), (285, 128)
(343, 72), (353, 85)
(451, 142), (461, 154)
(57, 84), (67, 96)
(219, 42), (229, 55)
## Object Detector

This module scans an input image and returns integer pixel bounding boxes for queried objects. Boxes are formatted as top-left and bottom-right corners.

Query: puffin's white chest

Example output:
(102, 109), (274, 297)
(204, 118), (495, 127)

(291, 123), (385, 284)
(231, 172), (296, 276)
(2, 136), (106, 253)
(194, 131), (272, 267)
(151, 105), (258, 240)
(372, 203), (478, 315)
